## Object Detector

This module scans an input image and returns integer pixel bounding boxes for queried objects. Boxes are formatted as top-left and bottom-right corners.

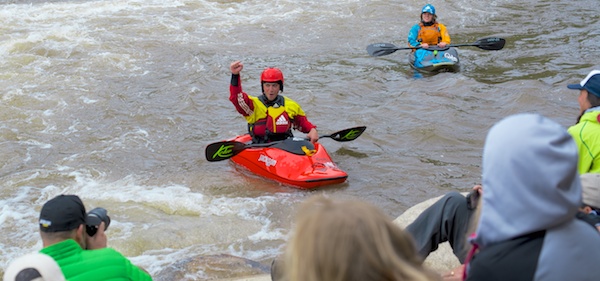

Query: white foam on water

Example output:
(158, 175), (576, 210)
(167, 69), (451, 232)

(0, 0), (525, 277)
(0, 185), (52, 267)
(131, 244), (218, 278)
(0, 167), (297, 275)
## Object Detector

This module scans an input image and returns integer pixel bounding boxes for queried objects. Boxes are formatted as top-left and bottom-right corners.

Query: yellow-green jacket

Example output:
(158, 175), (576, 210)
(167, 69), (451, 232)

(568, 109), (600, 174)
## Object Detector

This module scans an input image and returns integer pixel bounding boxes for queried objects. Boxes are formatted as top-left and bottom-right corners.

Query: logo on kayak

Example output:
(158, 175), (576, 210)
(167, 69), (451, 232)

(313, 161), (339, 171)
(258, 154), (277, 167)
(444, 52), (458, 62)
(212, 144), (234, 159)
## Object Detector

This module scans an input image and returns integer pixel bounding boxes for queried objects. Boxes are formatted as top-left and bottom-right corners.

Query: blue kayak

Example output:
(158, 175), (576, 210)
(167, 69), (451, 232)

(408, 47), (460, 73)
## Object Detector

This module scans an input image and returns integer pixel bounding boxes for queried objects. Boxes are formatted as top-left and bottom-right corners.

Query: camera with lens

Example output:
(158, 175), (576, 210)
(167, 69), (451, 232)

(86, 207), (111, 236)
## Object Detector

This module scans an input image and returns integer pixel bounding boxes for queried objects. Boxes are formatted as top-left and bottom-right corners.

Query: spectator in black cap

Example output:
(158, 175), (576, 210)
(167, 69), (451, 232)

(38, 194), (152, 281)
(38, 194), (104, 250)
(567, 69), (600, 174)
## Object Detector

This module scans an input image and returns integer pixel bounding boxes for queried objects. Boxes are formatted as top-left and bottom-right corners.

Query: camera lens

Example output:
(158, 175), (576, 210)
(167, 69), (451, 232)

(85, 207), (111, 236)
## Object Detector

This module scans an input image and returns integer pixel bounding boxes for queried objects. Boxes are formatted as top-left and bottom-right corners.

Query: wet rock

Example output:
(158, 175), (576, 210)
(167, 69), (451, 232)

(154, 254), (270, 281)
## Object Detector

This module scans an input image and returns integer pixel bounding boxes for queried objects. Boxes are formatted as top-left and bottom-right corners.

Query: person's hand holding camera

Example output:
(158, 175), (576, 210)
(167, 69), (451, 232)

(86, 221), (107, 249)
(85, 207), (111, 250)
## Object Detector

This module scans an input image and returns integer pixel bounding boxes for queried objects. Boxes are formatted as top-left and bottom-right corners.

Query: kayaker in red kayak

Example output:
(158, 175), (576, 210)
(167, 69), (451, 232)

(229, 61), (319, 144)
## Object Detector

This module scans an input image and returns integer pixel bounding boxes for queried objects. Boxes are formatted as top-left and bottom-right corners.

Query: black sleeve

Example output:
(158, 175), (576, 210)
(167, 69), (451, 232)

(576, 211), (600, 228)
(466, 231), (544, 281)
(231, 74), (240, 86)
(466, 254), (501, 281)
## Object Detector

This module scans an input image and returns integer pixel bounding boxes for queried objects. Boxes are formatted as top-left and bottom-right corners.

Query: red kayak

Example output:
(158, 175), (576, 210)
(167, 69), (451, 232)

(228, 134), (347, 189)
(205, 126), (366, 189)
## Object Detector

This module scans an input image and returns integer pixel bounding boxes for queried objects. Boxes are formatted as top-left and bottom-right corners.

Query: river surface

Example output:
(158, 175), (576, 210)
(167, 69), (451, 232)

(1, 0), (598, 279)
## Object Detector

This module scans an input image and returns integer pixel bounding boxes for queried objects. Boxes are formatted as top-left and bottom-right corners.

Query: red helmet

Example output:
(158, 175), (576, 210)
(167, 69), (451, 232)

(260, 67), (284, 92)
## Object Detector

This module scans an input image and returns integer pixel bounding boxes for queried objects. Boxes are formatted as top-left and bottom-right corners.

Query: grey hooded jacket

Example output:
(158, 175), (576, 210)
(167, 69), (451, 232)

(466, 114), (600, 281)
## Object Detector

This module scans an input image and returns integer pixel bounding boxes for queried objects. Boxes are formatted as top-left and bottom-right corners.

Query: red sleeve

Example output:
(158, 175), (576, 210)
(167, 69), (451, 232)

(229, 74), (254, 116)
(293, 115), (316, 133)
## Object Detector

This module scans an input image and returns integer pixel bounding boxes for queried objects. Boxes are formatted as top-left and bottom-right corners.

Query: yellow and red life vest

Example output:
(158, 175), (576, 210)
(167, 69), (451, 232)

(249, 95), (294, 142)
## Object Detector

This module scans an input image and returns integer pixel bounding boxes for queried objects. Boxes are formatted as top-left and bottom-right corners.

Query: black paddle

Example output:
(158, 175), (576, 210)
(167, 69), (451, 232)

(366, 37), (506, 57)
(205, 126), (367, 162)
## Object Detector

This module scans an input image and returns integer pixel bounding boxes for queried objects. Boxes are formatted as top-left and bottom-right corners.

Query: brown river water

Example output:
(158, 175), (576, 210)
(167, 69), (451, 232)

(1, 0), (598, 279)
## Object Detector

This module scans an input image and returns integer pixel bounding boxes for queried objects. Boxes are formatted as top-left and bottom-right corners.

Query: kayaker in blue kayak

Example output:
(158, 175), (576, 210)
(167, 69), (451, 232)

(408, 4), (451, 49)
(407, 4), (452, 69)
(229, 61), (319, 144)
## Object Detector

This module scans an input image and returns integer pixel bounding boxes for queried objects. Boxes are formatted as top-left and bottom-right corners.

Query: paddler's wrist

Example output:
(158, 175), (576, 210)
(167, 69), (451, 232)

(231, 73), (240, 86)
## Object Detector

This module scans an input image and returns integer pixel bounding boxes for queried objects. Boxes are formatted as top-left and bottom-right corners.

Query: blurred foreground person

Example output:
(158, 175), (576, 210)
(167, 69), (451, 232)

(282, 195), (441, 281)
(464, 113), (600, 281)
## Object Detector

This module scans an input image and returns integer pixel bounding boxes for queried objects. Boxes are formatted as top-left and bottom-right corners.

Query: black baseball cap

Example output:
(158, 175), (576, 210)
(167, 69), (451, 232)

(39, 195), (86, 232)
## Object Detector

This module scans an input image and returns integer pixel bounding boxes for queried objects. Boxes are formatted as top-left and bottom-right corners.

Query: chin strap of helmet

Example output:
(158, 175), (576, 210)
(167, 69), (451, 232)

(421, 20), (434, 26)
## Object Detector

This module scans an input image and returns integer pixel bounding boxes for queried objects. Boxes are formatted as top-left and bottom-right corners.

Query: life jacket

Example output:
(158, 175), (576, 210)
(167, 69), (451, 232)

(250, 95), (293, 143)
(417, 22), (442, 45)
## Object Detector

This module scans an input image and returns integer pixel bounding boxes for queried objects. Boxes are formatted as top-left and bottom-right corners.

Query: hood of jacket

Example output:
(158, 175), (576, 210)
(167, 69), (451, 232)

(473, 113), (582, 248)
